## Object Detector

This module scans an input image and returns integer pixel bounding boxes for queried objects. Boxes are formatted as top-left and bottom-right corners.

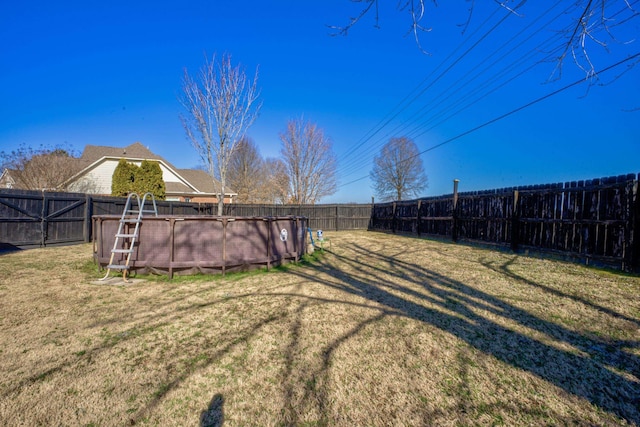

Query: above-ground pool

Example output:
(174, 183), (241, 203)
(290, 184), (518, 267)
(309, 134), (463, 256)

(93, 215), (308, 278)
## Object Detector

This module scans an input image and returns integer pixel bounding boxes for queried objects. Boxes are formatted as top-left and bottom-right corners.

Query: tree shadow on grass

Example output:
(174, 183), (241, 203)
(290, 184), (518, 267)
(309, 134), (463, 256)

(287, 242), (640, 424)
(5, 235), (639, 425)
(480, 255), (640, 328)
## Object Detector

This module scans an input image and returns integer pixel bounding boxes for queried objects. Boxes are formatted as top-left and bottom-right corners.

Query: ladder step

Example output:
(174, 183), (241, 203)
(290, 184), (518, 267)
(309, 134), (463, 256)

(107, 264), (129, 270)
(115, 233), (137, 238)
(112, 248), (134, 254)
(120, 219), (141, 223)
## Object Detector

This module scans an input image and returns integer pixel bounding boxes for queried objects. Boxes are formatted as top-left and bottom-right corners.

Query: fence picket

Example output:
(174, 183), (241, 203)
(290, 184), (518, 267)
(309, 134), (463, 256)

(369, 173), (640, 272)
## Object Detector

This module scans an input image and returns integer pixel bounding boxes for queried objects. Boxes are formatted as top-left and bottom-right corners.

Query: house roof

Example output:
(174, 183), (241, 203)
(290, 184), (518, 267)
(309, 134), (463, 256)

(81, 142), (164, 164)
(69, 142), (236, 196)
(176, 169), (221, 194)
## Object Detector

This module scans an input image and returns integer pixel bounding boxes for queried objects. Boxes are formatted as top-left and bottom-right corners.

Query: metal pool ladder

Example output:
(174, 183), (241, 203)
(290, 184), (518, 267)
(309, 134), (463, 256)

(100, 192), (158, 282)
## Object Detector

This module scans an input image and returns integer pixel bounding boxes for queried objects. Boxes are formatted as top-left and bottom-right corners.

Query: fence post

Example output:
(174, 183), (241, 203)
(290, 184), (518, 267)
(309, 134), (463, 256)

(40, 190), (48, 247)
(416, 200), (422, 236)
(392, 202), (397, 234)
(84, 194), (93, 242)
(452, 180), (459, 242)
(630, 176), (640, 272)
(221, 218), (227, 276)
(336, 205), (339, 232)
(369, 197), (374, 230)
(511, 190), (520, 251)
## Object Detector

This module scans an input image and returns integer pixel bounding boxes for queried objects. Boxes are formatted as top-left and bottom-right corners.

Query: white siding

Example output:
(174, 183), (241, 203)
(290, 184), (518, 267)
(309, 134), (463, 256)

(67, 158), (197, 194)
(68, 160), (118, 193)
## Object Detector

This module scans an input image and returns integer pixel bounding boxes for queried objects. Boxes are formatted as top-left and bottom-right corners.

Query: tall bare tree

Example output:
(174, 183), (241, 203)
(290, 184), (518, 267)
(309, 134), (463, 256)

(280, 118), (338, 204)
(370, 136), (427, 201)
(0, 144), (82, 191)
(180, 53), (261, 215)
(262, 157), (289, 204)
(227, 137), (265, 203)
(227, 138), (291, 204)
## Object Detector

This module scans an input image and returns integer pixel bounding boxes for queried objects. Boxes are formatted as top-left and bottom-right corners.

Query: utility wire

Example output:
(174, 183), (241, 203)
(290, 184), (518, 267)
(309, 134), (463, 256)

(338, 51), (640, 190)
(339, 3), (518, 163)
(338, 3), (567, 179)
(337, 0), (638, 180)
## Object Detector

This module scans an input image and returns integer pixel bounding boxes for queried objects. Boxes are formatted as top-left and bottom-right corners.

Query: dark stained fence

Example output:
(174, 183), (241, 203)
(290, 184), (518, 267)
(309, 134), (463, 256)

(0, 189), (371, 248)
(0, 189), (89, 247)
(515, 176), (639, 270)
(457, 188), (517, 246)
(419, 196), (455, 237)
(369, 173), (640, 272)
(223, 203), (372, 231)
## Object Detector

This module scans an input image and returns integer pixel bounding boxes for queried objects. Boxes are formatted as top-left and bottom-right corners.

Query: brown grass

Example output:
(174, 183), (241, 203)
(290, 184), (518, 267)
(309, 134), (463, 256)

(0, 231), (639, 426)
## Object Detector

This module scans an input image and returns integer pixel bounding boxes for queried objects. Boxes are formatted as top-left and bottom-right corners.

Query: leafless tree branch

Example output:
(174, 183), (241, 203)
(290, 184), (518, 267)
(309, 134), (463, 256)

(370, 136), (427, 201)
(0, 144), (82, 191)
(332, 1), (637, 79)
(180, 53), (261, 214)
(279, 118), (338, 204)
(550, 0), (637, 81)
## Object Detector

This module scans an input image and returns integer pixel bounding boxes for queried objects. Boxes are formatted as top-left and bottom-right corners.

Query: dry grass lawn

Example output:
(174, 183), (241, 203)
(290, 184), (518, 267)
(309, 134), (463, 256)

(1, 230), (639, 426)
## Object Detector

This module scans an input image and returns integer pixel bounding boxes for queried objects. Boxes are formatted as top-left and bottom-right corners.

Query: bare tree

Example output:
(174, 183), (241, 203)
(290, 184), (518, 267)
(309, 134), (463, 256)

(279, 118), (338, 204)
(180, 53), (261, 215)
(370, 136), (427, 201)
(331, 1), (637, 78)
(262, 157), (289, 204)
(227, 137), (265, 203)
(227, 138), (291, 204)
(0, 144), (82, 191)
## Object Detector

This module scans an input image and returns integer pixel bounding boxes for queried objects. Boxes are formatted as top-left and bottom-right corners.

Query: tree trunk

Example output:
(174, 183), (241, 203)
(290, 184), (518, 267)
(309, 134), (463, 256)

(218, 183), (224, 216)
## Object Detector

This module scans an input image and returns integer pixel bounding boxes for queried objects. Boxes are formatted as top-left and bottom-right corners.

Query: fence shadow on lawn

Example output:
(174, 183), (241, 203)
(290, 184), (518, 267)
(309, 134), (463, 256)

(288, 243), (640, 425)
(4, 238), (639, 425)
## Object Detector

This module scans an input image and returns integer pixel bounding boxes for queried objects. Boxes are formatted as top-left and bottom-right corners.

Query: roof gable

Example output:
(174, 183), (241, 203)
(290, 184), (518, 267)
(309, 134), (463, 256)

(69, 143), (235, 195)
(81, 142), (163, 164)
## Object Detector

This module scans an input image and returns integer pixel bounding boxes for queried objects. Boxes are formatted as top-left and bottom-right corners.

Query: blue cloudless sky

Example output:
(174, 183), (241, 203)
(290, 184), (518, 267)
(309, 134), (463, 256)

(1, 1), (638, 202)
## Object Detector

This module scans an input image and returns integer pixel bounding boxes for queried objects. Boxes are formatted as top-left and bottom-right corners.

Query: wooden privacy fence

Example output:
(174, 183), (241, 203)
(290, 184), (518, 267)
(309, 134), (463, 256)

(0, 189), (90, 248)
(223, 204), (372, 231)
(369, 173), (640, 272)
(0, 188), (371, 248)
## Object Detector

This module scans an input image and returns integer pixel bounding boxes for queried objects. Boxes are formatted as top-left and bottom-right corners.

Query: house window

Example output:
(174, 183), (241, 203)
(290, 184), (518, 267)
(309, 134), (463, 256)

(184, 197), (191, 202)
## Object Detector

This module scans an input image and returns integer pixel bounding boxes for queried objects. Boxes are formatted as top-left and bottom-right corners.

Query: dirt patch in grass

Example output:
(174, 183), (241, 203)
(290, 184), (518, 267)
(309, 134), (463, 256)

(1, 231), (639, 426)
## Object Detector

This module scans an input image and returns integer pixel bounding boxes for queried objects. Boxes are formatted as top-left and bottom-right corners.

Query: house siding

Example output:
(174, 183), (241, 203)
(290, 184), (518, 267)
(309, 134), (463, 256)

(63, 144), (235, 201)
(68, 160), (116, 193)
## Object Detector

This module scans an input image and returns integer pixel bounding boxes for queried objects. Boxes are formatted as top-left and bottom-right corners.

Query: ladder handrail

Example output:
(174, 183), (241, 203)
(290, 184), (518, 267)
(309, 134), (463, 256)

(99, 192), (157, 282)
(140, 192), (159, 217)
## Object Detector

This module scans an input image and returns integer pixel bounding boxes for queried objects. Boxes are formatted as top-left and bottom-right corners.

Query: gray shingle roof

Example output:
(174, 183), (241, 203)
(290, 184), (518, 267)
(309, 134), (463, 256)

(78, 142), (235, 195)
(81, 142), (164, 163)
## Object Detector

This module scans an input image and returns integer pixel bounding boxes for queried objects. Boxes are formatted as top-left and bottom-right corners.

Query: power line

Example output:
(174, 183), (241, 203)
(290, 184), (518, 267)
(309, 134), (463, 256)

(338, 1), (570, 179)
(337, 51), (640, 190)
(338, 3), (520, 164)
(337, 0), (638, 181)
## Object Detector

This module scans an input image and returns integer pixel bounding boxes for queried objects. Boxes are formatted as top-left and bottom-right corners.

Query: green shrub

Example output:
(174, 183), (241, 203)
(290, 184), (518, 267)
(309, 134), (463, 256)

(111, 159), (136, 197)
(111, 159), (166, 200)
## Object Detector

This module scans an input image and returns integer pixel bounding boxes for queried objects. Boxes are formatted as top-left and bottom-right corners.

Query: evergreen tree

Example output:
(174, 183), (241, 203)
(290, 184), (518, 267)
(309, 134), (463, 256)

(111, 159), (166, 199)
(140, 160), (166, 200)
(111, 159), (136, 197)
